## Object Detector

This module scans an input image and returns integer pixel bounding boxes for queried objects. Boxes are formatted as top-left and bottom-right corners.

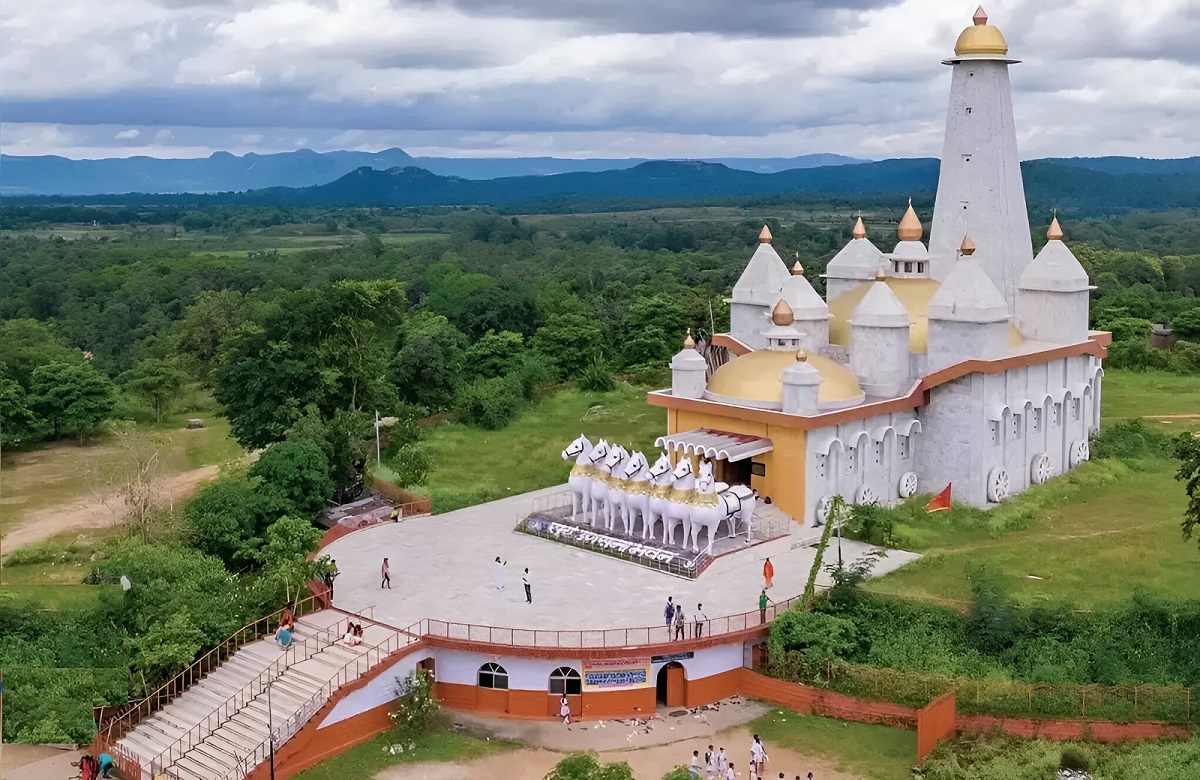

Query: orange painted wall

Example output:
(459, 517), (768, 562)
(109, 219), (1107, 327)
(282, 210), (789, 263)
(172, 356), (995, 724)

(917, 690), (956, 762)
(581, 686), (657, 719)
(685, 669), (740, 708)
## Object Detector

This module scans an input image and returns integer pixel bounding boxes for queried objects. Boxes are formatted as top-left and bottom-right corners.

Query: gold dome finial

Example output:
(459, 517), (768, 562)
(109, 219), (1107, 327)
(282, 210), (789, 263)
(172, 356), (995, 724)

(759, 225), (773, 244)
(796, 349), (808, 363)
(792, 260), (805, 276)
(960, 234), (976, 256)
(771, 298), (794, 326)
(955, 6), (1008, 56)
(897, 198), (922, 242)
(852, 216), (866, 240)
(874, 268), (888, 282)
(683, 328), (696, 349)
(1047, 214), (1063, 241)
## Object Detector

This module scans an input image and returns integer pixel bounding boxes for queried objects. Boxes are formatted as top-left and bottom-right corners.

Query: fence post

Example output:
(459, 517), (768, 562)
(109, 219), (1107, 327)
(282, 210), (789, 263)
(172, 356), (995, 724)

(1134, 686), (1138, 719)
(1028, 685), (1032, 713)
(1082, 687), (1086, 718)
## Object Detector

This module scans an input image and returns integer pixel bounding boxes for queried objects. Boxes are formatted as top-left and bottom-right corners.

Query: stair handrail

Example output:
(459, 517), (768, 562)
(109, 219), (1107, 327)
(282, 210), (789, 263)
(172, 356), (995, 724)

(103, 591), (326, 744)
(145, 619), (348, 778)
(219, 624), (417, 780)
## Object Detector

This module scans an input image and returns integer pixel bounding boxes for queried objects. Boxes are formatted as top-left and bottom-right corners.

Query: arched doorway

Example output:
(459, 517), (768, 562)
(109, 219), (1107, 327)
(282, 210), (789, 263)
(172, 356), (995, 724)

(655, 662), (686, 707)
(548, 666), (582, 718)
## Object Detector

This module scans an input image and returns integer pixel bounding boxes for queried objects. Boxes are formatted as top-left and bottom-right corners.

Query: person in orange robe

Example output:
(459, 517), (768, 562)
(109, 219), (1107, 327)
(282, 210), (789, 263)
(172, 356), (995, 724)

(763, 557), (774, 589)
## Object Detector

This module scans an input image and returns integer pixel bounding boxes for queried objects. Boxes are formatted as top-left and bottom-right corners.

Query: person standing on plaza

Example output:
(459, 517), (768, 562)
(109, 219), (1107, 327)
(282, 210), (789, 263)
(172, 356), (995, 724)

(688, 749), (703, 778)
(724, 762), (736, 780)
(492, 556), (507, 590)
(694, 603), (707, 639)
(763, 557), (774, 588)
(523, 568), (532, 603)
(750, 734), (768, 777)
(759, 588), (773, 624)
(381, 557), (391, 589)
(323, 559), (339, 601)
(705, 745), (716, 779)
(560, 695), (571, 724)
(674, 603), (687, 640)
(717, 746), (728, 775)
(664, 596), (675, 631)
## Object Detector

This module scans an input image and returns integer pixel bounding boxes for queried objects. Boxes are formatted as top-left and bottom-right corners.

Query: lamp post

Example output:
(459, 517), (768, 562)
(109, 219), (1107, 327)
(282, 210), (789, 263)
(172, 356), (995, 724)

(267, 679), (276, 780)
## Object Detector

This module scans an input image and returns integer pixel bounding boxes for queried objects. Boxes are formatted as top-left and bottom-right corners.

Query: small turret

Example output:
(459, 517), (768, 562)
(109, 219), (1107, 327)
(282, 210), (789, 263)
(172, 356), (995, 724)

(761, 298), (805, 352)
(782, 350), (823, 415)
(670, 329), (707, 399)
(889, 199), (930, 277)
(926, 235), (1011, 370)
(825, 216), (884, 301)
(1016, 216), (1093, 343)
(849, 271), (911, 397)
(780, 259), (831, 352)
(728, 224), (791, 348)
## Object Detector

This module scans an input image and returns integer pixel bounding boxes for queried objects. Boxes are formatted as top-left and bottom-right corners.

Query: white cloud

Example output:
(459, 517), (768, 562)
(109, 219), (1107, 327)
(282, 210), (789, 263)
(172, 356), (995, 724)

(114, 128), (140, 139)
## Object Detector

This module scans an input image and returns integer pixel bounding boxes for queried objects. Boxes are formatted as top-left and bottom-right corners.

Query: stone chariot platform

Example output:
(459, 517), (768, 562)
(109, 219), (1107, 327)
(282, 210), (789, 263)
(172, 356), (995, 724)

(517, 489), (792, 578)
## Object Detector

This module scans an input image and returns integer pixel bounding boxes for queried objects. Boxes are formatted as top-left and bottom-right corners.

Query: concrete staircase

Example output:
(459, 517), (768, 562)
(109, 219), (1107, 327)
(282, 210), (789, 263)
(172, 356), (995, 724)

(115, 610), (406, 780)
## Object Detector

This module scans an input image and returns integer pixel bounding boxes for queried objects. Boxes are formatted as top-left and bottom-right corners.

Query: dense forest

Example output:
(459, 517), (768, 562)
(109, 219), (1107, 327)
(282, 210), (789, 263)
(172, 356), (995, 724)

(3, 201), (1200, 742)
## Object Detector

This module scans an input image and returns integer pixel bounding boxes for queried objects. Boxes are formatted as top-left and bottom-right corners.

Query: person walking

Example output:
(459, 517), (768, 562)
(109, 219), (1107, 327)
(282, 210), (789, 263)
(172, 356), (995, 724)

(693, 603), (707, 639)
(559, 695), (571, 724)
(724, 762), (736, 780)
(664, 596), (675, 631)
(688, 749), (704, 778)
(381, 557), (391, 589)
(523, 568), (532, 603)
(705, 745), (717, 779)
(750, 734), (768, 778)
(323, 560), (339, 601)
(717, 747), (728, 776)
(759, 588), (773, 624)
(492, 556), (507, 590)
(763, 557), (774, 589)
(673, 603), (687, 641)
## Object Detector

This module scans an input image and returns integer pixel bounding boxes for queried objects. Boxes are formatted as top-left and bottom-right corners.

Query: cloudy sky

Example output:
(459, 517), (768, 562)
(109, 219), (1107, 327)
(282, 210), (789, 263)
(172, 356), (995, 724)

(1, 0), (1197, 160)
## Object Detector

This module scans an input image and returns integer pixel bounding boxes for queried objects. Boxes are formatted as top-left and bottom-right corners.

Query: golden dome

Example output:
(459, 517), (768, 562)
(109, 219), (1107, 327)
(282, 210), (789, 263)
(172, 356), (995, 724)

(1047, 216), (1063, 241)
(683, 328), (696, 349)
(772, 298), (795, 326)
(960, 234), (976, 256)
(954, 6), (1008, 56)
(897, 199), (923, 242)
(759, 225), (773, 244)
(706, 349), (863, 406)
(852, 217), (867, 240)
(827, 276), (1024, 354)
(792, 261), (805, 276)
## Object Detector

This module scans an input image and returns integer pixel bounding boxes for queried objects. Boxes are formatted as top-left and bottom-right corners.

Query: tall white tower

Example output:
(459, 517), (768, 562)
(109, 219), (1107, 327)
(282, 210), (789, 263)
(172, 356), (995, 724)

(928, 7), (1032, 312)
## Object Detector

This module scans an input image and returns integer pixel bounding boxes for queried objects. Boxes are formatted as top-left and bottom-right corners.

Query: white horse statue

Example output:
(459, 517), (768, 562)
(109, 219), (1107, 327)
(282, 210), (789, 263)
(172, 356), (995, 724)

(687, 460), (757, 555)
(659, 457), (705, 548)
(646, 453), (683, 544)
(584, 439), (612, 527)
(562, 434), (602, 524)
(621, 450), (653, 537)
(602, 444), (632, 532)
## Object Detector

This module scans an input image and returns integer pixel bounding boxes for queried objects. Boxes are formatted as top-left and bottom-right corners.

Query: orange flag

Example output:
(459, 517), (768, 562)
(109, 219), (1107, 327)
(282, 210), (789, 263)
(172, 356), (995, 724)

(925, 483), (952, 513)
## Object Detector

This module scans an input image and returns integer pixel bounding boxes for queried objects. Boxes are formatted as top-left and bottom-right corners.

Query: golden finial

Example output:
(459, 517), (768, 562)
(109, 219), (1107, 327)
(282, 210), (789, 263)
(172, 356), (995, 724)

(796, 349), (808, 363)
(959, 234), (976, 256)
(683, 328), (696, 349)
(955, 5), (1007, 56)
(897, 198), (922, 242)
(973, 5), (988, 25)
(1047, 214), (1063, 241)
(874, 268), (888, 282)
(771, 298), (795, 327)
(792, 261), (804, 276)
(759, 225), (773, 244)
(852, 217), (866, 240)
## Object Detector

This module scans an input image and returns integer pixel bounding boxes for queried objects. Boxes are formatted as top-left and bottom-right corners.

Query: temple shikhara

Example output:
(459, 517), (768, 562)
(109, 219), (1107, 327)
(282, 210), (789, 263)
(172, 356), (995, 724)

(645, 6), (1107, 527)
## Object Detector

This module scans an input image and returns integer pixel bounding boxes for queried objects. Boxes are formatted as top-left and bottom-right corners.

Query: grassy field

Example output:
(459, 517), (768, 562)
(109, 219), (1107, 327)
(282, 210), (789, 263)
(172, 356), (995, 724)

(865, 369), (1200, 607)
(0, 583), (120, 609)
(292, 728), (518, 780)
(751, 709), (916, 780)
(413, 383), (664, 512)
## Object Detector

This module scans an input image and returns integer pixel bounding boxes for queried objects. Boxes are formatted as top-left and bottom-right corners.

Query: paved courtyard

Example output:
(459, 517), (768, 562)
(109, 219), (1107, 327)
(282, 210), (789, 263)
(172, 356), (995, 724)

(325, 486), (921, 633)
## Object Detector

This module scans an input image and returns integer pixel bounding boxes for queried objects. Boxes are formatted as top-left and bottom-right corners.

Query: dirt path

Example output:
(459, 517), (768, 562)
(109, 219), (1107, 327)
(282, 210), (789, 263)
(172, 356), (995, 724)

(375, 726), (859, 780)
(1, 463), (220, 551)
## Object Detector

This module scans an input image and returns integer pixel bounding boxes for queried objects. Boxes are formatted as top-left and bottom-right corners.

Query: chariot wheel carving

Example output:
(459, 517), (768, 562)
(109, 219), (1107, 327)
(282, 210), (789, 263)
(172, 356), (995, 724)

(897, 471), (918, 499)
(815, 495), (835, 526)
(1030, 452), (1053, 485)
(1069, 440), (1090, 468)
(987, 468), (1010, 503)
(855, 485), (879, 506)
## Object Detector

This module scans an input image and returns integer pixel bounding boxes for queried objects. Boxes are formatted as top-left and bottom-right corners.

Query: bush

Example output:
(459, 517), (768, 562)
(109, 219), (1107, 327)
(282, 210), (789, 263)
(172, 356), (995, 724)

(579, 359), (616, 392)
(249, 439), (335, 517)
(390, 443), (431, 487)
(660, 767), (694, 780)
(456, 375), (523, 429)
(388, 669), (439, 741)
(543, 752), (634, 780)
(1091, 418), (1173, 460)
(767, 609), (857, 668)
(1060, 746), (1091, 771)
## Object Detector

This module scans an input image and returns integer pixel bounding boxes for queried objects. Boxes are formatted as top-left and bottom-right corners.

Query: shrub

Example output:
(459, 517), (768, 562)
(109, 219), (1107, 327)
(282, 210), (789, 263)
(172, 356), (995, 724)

(579, 359), (616, 392)
(388, 669), (439, 741)
(390, 443), (431, 487)
(543, 752), (634, 780)
(1091, 418), (1173, 460)
(1060, 747), (1091, 771)
(767, 609), (857, 667)
(456, 375), (523, 429)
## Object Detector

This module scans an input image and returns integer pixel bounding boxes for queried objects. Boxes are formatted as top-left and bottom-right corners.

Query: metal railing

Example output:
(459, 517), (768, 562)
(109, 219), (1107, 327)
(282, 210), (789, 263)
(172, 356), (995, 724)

(142, 620), (348, 780)
(218, 628), (419, 780)
(102, 592), (325, 745)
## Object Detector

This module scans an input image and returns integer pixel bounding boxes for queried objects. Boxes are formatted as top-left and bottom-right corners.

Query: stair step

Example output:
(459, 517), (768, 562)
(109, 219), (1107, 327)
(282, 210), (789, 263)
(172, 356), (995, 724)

(174, 755), (221, 780)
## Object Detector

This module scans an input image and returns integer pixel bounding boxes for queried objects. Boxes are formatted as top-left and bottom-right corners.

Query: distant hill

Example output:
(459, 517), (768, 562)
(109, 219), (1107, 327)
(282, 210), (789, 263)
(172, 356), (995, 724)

(0, 148), (867, 196)
(1038, 156), (1200, 175)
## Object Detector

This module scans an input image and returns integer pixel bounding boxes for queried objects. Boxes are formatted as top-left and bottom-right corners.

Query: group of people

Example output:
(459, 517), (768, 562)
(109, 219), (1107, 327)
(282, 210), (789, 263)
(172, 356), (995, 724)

(74, 753), (114, 780)
(663, 596), (708, 640)
(274, 604), (297, 648)
(492, 556), (534, 603)
(687, 736), (813, 780)
(341, 621), (366, 646)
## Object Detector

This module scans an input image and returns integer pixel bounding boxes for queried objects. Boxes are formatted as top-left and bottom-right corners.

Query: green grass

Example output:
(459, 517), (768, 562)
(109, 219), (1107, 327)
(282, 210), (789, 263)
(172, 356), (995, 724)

(864, 368), (1200, 607)
(0, 584), (119, 610)
(750, 708), (916, 780)
(292, 728), (518, 780)
(414, 383), (664, 512)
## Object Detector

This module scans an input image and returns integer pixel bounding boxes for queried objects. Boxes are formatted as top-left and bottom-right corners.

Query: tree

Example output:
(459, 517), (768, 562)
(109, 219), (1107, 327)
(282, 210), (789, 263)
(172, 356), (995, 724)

(457, 375), (523, 430)
(544, 753), (634, 780)
(28, 361), (117, 442)
(120, 358), (188, 422)
(531, 312), (606, 378)
(257, 515), (324, 604)
(464, 329), (525, 379)
(389, 313), (467, 409)
(1172, 308), (1200, 340)
(0, 318), (81, 387)
(0, 373), (37, 446)
(171, 290), (260, 384)
(249, 440), (335, 518)
(184, 472), (270, 567)
(1174, 432), (1200, 552)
